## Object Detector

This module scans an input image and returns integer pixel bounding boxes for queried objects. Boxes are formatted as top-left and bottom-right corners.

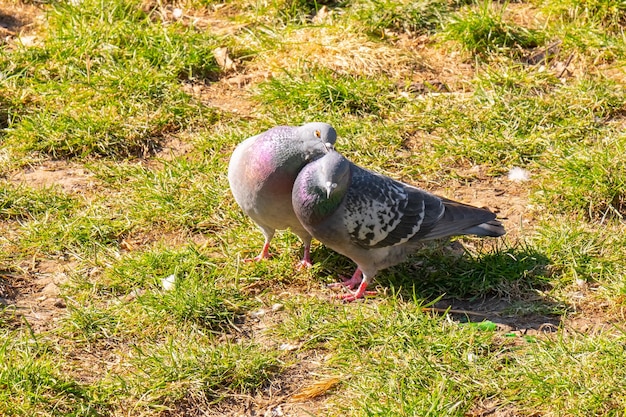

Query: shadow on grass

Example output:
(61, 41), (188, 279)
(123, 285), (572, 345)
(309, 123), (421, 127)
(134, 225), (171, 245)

(0, 94), (11, 130)
(313, 239), (565, 332)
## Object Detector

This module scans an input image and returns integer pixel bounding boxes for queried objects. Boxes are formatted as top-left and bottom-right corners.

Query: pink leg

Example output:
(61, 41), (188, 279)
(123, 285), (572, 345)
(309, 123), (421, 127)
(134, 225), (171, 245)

(338, 279), (373, 302)
(328, 268), (363, 290)
(328, 268), (377, 302)
(244, 241), (271, 263)
(297, 243), (313, 269)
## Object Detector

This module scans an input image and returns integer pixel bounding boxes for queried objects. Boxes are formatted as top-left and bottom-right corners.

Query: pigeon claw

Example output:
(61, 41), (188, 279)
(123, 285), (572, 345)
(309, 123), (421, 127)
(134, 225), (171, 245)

(335, 282), (377, 302)
(331, 273), (376, 302)
(327, 268), (363, 290)
(244, 242), (272, 263)
(336, 290), (378, 302)
(297, 259), (313, 270)
(296, 245), (313, 269)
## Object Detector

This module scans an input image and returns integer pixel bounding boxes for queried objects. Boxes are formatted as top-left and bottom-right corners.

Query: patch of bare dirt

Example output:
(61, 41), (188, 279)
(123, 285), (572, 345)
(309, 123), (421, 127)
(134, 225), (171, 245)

(431, 287), (626, 341)
(467, 398), (527, 417)
(432, 296), (562, 337)
(140, 0), (248, 36)
(599, 63), (626, 85)
(182, 75), (263, 117)
(1, 258), (75, 332)
(0, 0), (44, 45)
(241, 24), (430, 80)
(149, 132), (197, 162)
(155, 296), (339, 417)
(426, 170), (534, 243)
(502, 2), (545, 30)
(10, 160), (98, 194)
(203, 352), (339, 417)
(240, 303), (342, 417)
(396, 35), (476, 93)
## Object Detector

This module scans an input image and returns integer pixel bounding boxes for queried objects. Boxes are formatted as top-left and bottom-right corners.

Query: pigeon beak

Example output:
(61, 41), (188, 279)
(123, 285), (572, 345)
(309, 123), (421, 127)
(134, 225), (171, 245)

(325, 181), (337, 199)
(324, 142), (334, 152)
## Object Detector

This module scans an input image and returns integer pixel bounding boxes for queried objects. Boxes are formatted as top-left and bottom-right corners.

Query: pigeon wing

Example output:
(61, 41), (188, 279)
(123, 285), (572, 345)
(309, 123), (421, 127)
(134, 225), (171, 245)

(344, 167), (445, 249)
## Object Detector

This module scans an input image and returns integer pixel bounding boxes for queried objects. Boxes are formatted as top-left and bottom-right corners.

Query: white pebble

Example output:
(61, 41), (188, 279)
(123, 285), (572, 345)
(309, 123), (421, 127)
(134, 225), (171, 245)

(279, 343), (299, 351)
(162, 274), (176, 291)
(172, 8), (183, 20)
(508, 167), (531, 182)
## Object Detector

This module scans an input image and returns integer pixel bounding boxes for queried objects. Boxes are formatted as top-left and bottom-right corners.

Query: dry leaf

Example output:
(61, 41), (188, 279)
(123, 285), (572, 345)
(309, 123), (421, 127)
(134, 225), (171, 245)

(120, 239), (134, 251)
(213, 47), (236, 71)
(291, 376), (341, 402)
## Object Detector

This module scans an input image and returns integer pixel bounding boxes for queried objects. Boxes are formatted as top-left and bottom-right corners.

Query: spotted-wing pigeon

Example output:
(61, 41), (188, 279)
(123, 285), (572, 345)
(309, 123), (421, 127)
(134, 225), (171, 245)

(228, 122), (336, 267)
(292, 150), (505, 300)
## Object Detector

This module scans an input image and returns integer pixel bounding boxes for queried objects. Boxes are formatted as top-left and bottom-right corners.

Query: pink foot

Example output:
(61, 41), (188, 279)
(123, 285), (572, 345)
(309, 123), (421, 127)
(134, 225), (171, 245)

(296, 244), (313, 270)
(244, 242), (271, 263)
(327, 269), (378, 302)
(298, 259), (313, 269)
(328, 268), (362, 290)
(335, 279), (376, 302)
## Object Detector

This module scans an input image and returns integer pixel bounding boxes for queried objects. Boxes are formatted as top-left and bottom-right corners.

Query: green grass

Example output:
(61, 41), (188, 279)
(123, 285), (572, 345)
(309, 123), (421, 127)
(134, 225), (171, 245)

(445, 0), (546, 56)
(256, 67), (402, 118)
(539, 129), (626, 219)
(1, 0), (626, 415)
(0, 330), (110, 415)
(1, 0), (220, 159)
(351, 0), (464, 36)
(275, 297), (626, 415)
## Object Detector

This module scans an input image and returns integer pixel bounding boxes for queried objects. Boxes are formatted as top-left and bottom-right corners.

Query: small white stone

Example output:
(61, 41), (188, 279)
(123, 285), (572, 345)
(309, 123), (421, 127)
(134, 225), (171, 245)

(279, 343), (299, 351)
(271, 303), (284, 312)
(172, 8), (184, 20)
(264, 405), (284, 417)
(18, 35), (38, 47)
(508, 167), (531, 182)
(312, 5), (331, 23)
(162, 274), (176, 291)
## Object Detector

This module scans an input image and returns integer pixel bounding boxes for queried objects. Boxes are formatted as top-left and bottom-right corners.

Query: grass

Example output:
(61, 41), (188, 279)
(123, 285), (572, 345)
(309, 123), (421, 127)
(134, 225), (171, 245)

(1, 0), (220, 159)
(1, 0), (626, 415)
(444, 0), (546, 57)
(256, 68), (401, 118)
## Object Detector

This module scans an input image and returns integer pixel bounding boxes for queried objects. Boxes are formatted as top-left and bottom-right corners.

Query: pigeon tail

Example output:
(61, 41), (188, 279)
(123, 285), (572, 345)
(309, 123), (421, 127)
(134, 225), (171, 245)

(420, 201), (501, 240)
(462, 219), (506, 237)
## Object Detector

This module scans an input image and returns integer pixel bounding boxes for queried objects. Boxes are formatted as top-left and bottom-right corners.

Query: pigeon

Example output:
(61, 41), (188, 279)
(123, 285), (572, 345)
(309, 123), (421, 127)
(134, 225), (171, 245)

(292, 150), (505, 301)
(228, 122), (337, 267)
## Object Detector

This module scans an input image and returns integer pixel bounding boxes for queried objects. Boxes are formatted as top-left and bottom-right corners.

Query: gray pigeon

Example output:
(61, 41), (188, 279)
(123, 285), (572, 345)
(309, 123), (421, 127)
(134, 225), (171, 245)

(292, 150), (505, 301)
(228, 122), (337, 267)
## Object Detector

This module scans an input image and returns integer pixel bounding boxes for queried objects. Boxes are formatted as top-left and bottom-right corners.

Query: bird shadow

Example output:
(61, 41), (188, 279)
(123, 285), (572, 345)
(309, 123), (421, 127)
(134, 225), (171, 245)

(312, 239), (566, 333)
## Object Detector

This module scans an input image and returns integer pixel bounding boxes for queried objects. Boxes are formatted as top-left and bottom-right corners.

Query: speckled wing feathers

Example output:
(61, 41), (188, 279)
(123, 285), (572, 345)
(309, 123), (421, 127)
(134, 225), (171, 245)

(344, 166), (445, 249)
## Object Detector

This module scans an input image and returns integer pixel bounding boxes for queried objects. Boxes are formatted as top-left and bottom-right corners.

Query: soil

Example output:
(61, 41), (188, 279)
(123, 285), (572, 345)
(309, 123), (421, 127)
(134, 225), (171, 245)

(0, 1), (623, 416)
(11, 160), (98, 193)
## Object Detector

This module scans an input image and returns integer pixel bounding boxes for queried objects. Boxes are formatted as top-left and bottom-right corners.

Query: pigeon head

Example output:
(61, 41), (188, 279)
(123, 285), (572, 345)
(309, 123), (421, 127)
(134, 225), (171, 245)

(317, 150), (350, 199)
(293, 150), (351, 224)
(250, 122), (337, 185)
(294, 122), (337, 158)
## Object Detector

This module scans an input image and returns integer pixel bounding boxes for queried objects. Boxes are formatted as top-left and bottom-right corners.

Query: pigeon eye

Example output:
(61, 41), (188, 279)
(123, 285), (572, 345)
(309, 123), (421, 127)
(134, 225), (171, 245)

(315, 130), (321, 138)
